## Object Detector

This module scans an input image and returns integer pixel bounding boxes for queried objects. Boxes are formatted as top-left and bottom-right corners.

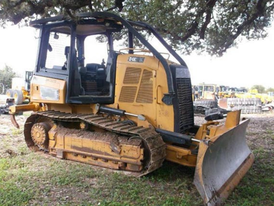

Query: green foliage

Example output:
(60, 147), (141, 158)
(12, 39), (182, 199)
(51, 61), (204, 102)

(124, 0), (274, 56)
(0, 0), (274, 56)
(266, 87), (274, 93)
(251, 85), (266, 93)
(0, 65), (16, 90)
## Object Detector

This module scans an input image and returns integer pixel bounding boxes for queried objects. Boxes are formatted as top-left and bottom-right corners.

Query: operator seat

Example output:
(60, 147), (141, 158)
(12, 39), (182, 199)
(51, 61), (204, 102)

(69, 48), (85, 95)
(85, 63), (106, 93)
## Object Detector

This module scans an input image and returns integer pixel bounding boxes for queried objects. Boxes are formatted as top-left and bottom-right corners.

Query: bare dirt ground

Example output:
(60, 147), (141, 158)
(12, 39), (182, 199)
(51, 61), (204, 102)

(0, 114), (27, 158)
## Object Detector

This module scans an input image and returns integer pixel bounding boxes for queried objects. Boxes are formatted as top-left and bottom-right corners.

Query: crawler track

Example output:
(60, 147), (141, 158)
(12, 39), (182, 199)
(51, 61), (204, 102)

(24, 110), (166, 175)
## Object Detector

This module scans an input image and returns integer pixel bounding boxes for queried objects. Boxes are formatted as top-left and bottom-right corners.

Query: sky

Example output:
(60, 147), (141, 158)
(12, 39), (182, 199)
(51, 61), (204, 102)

(0, 24), (273, 89)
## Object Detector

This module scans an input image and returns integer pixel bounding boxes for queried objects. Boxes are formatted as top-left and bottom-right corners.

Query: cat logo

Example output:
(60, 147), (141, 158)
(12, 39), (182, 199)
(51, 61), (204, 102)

(128, 56), (145, 63)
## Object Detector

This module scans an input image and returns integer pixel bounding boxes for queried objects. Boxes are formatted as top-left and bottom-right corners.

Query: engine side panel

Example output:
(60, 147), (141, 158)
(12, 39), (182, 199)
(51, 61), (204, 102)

(113, 54), (175, 131)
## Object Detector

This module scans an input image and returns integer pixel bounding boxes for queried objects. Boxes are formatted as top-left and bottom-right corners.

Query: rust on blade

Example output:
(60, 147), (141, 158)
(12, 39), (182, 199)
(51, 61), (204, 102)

(213, 153), (254, 205)
(10, 114), (19, 129)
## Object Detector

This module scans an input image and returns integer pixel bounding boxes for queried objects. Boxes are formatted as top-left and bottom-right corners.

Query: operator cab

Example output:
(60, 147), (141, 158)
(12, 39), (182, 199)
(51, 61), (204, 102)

(31, 12), (190, 112)
(32, 15), (123, 104)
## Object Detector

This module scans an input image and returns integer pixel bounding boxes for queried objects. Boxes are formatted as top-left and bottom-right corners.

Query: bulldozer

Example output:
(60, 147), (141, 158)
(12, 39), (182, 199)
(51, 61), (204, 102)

(9, 12), (254, 205)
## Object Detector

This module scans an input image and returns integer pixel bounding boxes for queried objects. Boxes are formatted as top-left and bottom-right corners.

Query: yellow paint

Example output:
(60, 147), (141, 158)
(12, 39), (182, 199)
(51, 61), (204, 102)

(19, 54), (248, 173)
(31, 75), (66, 104)
(111, 54), (174, 131)
(48, 126), (144, 172)
(166, 110), (243, 167)
(166, 144), (197, 167)
(9, 103), (40, 114)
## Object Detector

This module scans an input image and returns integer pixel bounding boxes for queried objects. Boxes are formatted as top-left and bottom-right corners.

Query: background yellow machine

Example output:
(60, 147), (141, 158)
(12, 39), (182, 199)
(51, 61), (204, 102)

(10, 12), (254, 205)
(6, 71), (33, 105)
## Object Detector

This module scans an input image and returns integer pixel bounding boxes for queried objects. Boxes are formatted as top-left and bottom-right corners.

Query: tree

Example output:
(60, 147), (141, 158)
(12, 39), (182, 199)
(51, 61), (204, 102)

(0, 0), (274, 56)
(0, 65), (16, 90)
(252, 85), (266, 93)
(266, 87), (274, 93)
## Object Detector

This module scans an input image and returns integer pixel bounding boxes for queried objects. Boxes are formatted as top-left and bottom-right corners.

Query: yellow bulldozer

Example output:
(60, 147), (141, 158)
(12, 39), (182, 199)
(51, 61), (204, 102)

(9, 12), (254, 205)
(193, 84), (230, 100)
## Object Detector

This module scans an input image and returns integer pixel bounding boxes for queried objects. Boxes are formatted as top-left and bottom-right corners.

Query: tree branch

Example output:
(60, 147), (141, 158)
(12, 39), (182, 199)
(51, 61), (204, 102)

(221, 0), (267, 53)
(199, 0), (217, 39)
(180, 0), (217, 42)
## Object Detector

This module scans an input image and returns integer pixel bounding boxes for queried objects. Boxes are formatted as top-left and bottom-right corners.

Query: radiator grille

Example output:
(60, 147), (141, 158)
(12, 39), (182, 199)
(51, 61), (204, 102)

(123, 67), (141, 84)
(136, 70), (153, 103)
(119, 86), (137, 103)
(176, 78), (194, 132)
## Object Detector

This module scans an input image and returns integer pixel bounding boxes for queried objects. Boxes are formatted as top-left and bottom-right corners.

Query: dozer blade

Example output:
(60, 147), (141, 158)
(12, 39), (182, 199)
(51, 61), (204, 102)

(194, 118), (254, 206)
